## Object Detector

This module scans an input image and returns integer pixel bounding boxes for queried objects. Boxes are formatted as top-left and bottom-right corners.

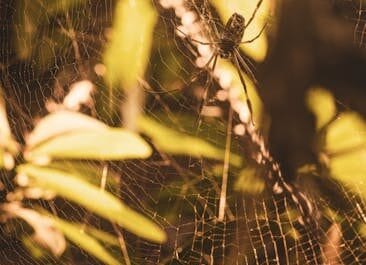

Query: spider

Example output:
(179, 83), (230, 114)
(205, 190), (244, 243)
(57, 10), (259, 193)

(178, 0), (267, 124)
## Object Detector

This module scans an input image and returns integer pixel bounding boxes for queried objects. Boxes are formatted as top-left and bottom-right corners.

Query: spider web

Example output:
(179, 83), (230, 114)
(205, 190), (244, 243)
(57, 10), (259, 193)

(0, 0), (366, 264)
(338, 0), (366, 47)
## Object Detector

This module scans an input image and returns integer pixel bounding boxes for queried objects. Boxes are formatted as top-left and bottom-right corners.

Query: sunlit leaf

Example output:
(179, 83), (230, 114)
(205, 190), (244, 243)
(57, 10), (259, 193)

(52, 217), (120, 265)
(26, 128), (152, 161)
(81, 225), (119, 247)
(359, 223), (366, 238)
(0, 87), (18, 169)
(47, 161), (120, 188)
(26, 110), (107, 149)
(104, 0), (157, 89)
(234, 167), (265, 194)
(211, 0), (269, 61)
(325, 112), (366, 153)
(17, 164), (167, 243)
(329, 150), (366, 188)
(137, 115), (242, 167)
(306, 87), (336, 130)
(326, 112), (366, 200)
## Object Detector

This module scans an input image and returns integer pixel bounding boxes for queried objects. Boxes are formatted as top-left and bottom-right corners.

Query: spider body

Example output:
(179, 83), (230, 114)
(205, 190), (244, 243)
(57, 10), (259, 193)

(219, 13), (245, 59)
(178, 1), (267, 122)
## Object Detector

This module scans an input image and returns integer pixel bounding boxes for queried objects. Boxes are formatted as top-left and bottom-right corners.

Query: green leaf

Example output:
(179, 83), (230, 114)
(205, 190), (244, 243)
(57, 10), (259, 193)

(52, 217), (120, 265)
(104, 0), (157, 89)
(14, 0), (86, 62)
(47, 161), (120, 189)
(358, 223), (366, 238)
(26, 110), (107, 149)
(326, 112), (366, 200)
(306, 87), (336, 130)
(26, 128), (152, 161)
(325, 112), (366, 153)
(81, 225), (120, 247)
(0, 87), (18, 169)
(329, 150), (366, 189)
(17, 164), (167, 243)
(137, 115), (242, 167)
(234, 167), (265, 194)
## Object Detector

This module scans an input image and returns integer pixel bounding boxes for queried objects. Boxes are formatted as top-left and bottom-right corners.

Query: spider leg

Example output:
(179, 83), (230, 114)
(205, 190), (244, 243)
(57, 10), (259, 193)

(175, 27), (214, 45)
(199, 53), (218, 113)
(245, 0), (263, 28)
(233, 54), (255, 125)
(191, 51), (217, 81)
(234, 49), (258, 85)
(241, 21), (267, 44)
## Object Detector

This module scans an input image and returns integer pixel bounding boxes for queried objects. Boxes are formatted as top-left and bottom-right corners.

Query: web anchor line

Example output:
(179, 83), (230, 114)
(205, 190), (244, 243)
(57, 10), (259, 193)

(245, 124), (319, 230)
(240, 121), (324, 265)
(241, 122), (323, 263)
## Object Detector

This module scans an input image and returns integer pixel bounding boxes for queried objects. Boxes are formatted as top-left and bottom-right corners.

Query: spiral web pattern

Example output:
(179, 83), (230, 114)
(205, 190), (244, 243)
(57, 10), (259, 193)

(0, 0), (366, 264)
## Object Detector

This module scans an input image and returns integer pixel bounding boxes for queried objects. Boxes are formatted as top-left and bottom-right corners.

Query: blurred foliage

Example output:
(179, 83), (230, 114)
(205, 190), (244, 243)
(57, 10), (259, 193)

(137, 115), (242, 166)
(306, 87), (336, 130)
(2, 0), (366, 264)
(234, 167), (265, 195)
(14, 0), (87, 69)
(103, 0), (157, 90)
(308, 88), (366, 207)
(51, 215), (121, 265)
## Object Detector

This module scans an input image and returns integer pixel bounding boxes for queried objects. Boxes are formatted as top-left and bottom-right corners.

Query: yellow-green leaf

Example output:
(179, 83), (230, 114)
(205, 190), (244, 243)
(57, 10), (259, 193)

(104, 0), (157, 89)
(326, 112), (366, 200)
(81, 225), (120, 246)
(306, 87), (336, 130)
(137, 115), (242, 167)
(26, 128), (152, 161)
(325, 112), (366, 153)
(234, 167), (265, 194)
(47, 161), (120, 188)
(26, 110), (107, 149)
(14, 0), (86, 61)
(0, 87), (18, 169)
(17, 164), (167, 243)
(52, 217), (120, 265)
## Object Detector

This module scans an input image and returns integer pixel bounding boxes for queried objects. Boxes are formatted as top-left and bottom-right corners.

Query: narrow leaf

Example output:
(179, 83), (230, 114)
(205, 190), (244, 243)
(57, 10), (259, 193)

(26, 128), (152, 161)
(104, 0), (157, 89)
(26, 110), (107, 149)
(137, 115), (242, 167)
(52, 217), (120, 265)
(17, 164), (167, 243)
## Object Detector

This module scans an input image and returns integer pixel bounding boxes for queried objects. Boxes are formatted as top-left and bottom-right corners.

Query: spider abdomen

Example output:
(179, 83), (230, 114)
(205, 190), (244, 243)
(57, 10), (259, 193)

(218, 39), (236, 58)
(218, 13), (245, 59)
